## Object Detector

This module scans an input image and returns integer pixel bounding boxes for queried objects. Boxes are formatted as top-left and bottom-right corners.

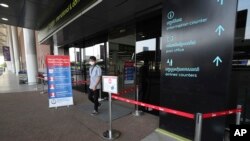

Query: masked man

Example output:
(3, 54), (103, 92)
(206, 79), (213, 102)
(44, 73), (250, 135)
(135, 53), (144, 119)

(88, 56), (102, 115)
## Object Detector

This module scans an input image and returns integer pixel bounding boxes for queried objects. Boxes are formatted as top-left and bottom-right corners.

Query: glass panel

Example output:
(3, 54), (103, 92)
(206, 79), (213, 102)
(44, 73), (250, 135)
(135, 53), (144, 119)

(84, 43), (105, 81)
(108, 26), (136, 90)
(136, 38), (156, 54)
(229, 0), (250, 124)
(135, 14), (162, 115)
(69, 47), (82, 84)
(136, 38), (156, 70)
(238, 0), (250, 39)
(85, 43), (103, 60)
(69, 43), (107, 92)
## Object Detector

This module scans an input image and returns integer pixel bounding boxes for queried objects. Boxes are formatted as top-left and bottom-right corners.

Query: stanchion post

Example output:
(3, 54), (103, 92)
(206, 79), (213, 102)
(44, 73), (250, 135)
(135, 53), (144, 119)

(194, 113), (203, 141)
(103, 92), (121, 140)
(109, 92), (112, 138)
(41, 79), (45, 94)
(36, 77), (38, 91)
(236, 105), (242, 125)
(133, 85), (143, 116)
(37, 78), (44, 94)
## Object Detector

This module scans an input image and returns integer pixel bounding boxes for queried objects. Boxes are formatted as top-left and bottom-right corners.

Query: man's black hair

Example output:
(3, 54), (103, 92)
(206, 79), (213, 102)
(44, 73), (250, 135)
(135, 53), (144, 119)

(89, 56), (97, 61)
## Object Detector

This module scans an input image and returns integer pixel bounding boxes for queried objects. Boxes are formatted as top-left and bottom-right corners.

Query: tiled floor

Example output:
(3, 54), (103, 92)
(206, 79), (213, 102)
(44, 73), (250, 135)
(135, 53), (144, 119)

(0, 71), (40, 93)
(0, 90), (160, 141)
(0, 71), (162, 141)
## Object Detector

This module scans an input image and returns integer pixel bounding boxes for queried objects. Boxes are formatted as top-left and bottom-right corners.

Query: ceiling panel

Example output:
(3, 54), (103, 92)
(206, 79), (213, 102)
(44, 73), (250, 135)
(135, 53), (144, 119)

(54, 0), (162, 46)
(0, 0), (67, 29)
(0, 0), (162, 46)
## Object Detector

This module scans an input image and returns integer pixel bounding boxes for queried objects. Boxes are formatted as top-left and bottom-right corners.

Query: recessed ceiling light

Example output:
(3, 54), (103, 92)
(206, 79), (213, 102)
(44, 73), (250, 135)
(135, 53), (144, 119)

(0, 3), (9, 8)
(1, 18), (8, 21)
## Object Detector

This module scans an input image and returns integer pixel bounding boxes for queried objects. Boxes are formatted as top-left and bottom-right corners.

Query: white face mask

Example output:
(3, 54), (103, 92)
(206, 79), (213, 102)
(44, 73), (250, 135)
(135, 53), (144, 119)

(89, 61), (95, 66)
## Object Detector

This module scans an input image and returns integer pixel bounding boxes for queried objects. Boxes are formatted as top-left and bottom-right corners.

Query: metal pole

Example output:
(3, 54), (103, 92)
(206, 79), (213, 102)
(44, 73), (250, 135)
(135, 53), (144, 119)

(39, 78), (44, 94)
(136, 85), (139, 108)
(36, 77), (38, 91)
(236, 105), (242, 125)
(133, 85), (143, 116)
(109, 92), (112, 138)
(194, 113), (203, 141)
(103, 92), (121, 140)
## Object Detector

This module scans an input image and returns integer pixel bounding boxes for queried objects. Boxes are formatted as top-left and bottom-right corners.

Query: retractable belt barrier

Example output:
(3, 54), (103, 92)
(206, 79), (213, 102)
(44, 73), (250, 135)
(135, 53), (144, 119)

(112, 87), (136, 95)
(37, 76), (46, 80)
(110, 87), (243, 141)
(36, 76), (48, 94)
(203, 108), (242, 119)
(72, 80), (88, 85)
(112, 88), (242, 120)
(112, 95), (195, 119)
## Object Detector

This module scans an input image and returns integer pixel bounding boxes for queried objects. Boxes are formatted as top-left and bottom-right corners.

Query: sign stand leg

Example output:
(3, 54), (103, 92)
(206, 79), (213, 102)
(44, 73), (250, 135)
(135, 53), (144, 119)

(103, 92), (121, 140)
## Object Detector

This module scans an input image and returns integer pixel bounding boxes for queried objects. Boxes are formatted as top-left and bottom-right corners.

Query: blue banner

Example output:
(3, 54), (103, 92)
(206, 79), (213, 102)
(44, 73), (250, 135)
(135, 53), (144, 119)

(46, 55), (73, 108)
(3, 46), (11, 61)
(124, 61), (135, 84)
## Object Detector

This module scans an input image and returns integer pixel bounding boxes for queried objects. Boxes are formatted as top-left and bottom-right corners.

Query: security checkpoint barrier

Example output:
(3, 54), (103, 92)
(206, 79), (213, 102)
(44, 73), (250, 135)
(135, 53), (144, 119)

(36, 76), (47, 94)
(110, 88), (242, 141)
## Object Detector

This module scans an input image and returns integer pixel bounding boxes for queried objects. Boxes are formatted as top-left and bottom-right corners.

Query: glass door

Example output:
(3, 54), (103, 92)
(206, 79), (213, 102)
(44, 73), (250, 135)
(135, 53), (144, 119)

(108, 25), (136, 92)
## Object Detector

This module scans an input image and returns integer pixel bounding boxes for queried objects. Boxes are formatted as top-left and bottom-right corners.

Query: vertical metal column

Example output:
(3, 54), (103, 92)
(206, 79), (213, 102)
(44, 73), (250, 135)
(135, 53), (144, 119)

(74, 48), (78, 83)
(79, 48), (85, 94)
(104, 42), (108, 75)
(194, 113), (203, 141)
(99, 44), (105, 102)
(134, 41), (137, 108)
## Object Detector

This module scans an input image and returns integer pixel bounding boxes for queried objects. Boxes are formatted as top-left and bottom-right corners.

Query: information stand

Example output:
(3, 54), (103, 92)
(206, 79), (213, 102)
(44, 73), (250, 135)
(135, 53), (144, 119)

(46, 55), (74, 108)
(102, 76), (121, 140)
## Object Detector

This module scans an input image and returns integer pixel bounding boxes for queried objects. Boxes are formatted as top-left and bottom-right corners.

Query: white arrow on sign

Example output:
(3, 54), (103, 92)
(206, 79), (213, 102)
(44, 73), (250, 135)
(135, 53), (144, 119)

(217, 0), (224, 5)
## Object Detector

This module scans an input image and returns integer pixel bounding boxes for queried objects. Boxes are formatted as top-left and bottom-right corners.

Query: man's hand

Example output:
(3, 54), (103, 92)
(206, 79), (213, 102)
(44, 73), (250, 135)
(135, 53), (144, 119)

(93, 87), (96, 91)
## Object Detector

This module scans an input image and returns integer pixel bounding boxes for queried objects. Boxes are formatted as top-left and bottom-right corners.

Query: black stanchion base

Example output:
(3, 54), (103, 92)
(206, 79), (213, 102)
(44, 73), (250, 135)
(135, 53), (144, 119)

(103, 129), (121, 140)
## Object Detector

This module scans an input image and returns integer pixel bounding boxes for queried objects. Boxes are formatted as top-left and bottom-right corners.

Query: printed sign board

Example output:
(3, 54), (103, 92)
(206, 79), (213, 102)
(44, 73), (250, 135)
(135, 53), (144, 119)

(46, 55), (74, 108)
(160, 0), (237, 140)
(102, 76), (118, 94)
(124, 61), (135, 84)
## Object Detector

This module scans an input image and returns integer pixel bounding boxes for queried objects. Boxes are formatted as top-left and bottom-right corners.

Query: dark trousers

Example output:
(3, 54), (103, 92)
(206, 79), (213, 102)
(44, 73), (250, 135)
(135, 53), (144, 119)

(88, 89), (100, 111)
